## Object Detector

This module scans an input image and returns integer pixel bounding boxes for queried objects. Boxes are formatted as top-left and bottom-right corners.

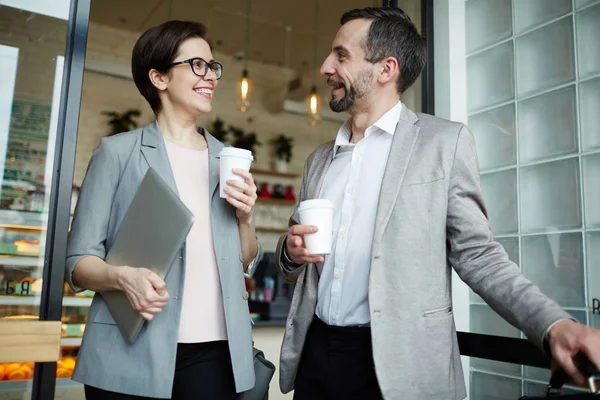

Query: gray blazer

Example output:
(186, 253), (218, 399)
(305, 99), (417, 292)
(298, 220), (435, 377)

(275, 105), (571, 400)
(66, 121), (260, 398)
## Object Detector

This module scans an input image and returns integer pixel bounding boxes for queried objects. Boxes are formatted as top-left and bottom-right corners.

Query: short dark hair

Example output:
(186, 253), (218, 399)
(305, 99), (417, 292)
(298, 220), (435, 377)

(131, 21), (207, 113)
(341, 7), (426, 94)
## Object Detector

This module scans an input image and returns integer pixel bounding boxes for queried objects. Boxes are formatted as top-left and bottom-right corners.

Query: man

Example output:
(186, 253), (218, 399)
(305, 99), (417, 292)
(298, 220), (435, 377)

(275, 7), (600, 400)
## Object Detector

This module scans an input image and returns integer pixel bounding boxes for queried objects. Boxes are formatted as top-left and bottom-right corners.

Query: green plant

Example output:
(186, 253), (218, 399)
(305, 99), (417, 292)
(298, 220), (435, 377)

(208, 117), (229, 142)
(102, 109), (141, 136)
(269, 134), (293, 163)
(229, 126), (261, 155)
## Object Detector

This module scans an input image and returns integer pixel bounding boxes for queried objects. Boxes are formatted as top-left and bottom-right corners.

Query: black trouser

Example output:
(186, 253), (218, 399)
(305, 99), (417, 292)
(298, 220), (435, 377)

(293, 316), (383, 400)
(85, 341), (237, 400)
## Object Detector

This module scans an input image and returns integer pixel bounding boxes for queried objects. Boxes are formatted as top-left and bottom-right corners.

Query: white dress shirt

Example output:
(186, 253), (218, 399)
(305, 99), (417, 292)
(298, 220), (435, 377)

(314, 101), (402, 327)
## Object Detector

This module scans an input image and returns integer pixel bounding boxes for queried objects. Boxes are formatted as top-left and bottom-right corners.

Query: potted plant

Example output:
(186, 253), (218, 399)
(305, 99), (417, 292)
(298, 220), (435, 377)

(229, 126), (262, 157)
(101, 109), (141, 136)
(269, 134), (293, 172)
(207, 117), (229, 142)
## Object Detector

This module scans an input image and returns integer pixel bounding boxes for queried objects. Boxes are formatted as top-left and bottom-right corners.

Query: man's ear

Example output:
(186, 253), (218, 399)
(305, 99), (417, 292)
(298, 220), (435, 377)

(149, 69), (169, 91)
(378, 57), (400, 86)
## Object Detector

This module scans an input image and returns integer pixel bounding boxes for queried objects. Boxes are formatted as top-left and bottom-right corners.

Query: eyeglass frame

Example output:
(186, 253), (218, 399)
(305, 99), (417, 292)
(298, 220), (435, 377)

(168, 57), (223, 80)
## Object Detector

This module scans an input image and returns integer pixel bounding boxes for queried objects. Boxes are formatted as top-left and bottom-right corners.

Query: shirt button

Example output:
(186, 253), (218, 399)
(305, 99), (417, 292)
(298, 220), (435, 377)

(332, 315), (337, 321)
(242, 291), (249, 300)
(339, 230), (345, 237)
(335, 273), (341, 279)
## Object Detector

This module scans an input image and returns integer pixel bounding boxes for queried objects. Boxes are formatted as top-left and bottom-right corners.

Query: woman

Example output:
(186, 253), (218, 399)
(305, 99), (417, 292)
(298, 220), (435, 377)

(65, 20), (261, 399)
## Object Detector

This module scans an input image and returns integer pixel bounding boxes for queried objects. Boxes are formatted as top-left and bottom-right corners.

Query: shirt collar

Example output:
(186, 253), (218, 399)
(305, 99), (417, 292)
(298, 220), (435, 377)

(332, 101), (403, 158)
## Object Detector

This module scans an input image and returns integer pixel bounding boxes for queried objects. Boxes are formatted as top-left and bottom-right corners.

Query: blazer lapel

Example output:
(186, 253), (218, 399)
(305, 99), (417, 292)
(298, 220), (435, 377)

(307, 144), (335, 199)
(202, 128), (223, 199)
(140, 121), (179, 195)
(373, 105), (420, 242)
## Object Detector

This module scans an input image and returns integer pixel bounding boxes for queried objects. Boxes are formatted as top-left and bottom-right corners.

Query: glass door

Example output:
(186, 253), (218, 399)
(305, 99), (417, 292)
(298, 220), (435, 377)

(0, 0), (90, 398)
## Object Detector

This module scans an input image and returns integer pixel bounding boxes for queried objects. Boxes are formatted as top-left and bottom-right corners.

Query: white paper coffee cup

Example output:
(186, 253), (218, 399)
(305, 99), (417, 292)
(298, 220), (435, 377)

(298, 199), (334, 256)
(219, 147), (254, 198)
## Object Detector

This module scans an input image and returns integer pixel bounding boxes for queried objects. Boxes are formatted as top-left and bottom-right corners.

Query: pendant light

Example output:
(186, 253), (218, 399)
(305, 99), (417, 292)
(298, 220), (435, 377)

(237, 0), (253, 113)
(306, 0), (322, 126)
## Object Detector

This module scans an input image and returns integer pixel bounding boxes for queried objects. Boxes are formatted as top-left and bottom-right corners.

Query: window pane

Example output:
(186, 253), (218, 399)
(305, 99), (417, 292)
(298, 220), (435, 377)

(576, 0), (598, 8)
(518, 86), (578, 163)
(583, 154), (600, 228)
(469, 104), (516, 171)
(466, 0), (513, 53)
(516, 17), (575, 98)
(467, 42), (515, 113)
(520, 159), (581, 233)
(471, 372), (522, 400)
(576, 3), (600, 79)
(580, 77), (600, 151)
(481, 169), (518, 234)
(522, 233), (585, 308)
(586, 232), (600, 310)
(514, 0), (571, 33)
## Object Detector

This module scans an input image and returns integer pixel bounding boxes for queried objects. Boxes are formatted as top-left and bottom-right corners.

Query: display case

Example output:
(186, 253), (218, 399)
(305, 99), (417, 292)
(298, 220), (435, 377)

(0, 210), (85, 389)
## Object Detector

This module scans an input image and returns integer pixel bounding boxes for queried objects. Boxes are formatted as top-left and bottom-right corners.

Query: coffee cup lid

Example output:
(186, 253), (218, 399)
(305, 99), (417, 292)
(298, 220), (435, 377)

(298, 199), (334, 212)
(219, 147), (254, 160)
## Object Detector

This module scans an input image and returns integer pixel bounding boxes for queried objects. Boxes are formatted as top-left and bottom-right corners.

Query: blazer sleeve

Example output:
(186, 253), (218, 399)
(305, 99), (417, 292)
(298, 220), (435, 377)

(65, 138), (120, 292)
(446, 125), (571, 351)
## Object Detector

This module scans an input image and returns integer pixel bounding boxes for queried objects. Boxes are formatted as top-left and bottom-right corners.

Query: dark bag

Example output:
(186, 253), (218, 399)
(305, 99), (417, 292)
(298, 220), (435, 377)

(240, 348), (276, 400)
(519, 353), (599, 399)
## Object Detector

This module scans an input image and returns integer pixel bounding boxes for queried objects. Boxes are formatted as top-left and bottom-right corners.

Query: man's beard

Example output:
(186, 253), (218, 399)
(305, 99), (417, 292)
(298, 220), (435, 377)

(328, 69), (373, 113)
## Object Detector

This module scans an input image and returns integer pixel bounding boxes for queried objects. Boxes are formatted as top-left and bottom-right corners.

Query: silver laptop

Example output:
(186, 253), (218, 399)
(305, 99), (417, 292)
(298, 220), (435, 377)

(103, 168), (194, 344)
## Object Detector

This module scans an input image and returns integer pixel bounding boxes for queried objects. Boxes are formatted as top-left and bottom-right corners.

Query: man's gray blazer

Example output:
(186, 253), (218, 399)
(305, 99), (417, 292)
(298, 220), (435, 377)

(65, 121), (259, 398)
(275, 105), (571, 400)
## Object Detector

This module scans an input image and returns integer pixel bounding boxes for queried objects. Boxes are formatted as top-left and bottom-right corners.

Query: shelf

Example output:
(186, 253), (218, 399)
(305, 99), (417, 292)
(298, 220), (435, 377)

(255, 226), (287, 234)
(61, 337), (82, 347)
(256, 198), (295, 205)
(0, 296), (92, 307)
(250, 167), (300, 178)
(0, 256), (42, 267)
(0, 378), (81, 390)
(0, 209), (48, 228)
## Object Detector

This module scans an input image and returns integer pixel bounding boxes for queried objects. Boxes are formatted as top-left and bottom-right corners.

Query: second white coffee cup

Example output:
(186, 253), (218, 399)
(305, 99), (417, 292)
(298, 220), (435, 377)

(298, 199), (334, 256)
(219, 147), (254, 198)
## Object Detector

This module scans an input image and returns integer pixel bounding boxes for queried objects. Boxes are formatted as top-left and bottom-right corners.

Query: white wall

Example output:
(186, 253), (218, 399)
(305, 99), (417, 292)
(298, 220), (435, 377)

(433, 0), (471, 398)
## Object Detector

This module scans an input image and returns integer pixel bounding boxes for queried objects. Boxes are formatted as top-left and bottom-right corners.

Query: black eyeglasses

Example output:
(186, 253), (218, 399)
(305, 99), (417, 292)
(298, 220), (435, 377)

(169, 57), (223, 80)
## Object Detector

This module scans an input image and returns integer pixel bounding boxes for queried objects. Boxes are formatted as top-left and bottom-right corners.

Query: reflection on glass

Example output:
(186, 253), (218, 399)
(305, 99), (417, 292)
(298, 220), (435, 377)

(467, 42), (515, 113)
(514, 0), (571, 33)
(576, 3), (600, 79)
(518, 85), (578, 163)
(584, 155), (600, 228)
(520, 159), (581, 233)
(0, 2), (71, 389)
(522, 233), (585, 307)
(580, 77), (600, 151)
(469, 104), (516, 171)
(480, 170), (518, 235)
(466, 0), (512, 53)
(471, 372), (522, 400)
(516, 17), (575, 98)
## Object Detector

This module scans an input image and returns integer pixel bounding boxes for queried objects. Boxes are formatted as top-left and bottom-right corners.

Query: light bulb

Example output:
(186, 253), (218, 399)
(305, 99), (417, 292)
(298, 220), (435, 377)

(236, 69), (252, 113)
(306, 85), (322, 127)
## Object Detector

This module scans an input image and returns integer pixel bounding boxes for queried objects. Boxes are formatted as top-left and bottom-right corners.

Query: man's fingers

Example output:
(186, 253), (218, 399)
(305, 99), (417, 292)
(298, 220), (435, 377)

(558, 351), (586, 385)
(289, 224), (319, 236)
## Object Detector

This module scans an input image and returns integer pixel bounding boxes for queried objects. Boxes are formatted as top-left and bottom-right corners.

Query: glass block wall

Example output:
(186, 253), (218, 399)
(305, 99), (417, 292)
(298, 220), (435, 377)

(465, 0), (600, 398)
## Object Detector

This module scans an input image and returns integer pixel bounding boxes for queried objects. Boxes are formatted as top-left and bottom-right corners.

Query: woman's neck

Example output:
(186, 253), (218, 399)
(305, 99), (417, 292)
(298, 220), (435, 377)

(156, 110), (207, 150)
